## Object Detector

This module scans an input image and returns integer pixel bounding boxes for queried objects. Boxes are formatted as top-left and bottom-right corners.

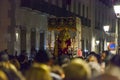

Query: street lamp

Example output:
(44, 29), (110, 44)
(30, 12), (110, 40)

(103, 25), (110, 33)
(96, 40), (100, 45)
(95, 40), (100, 53)
(103, 25), (110, 51)
(113, 4), (120, 54)
(114, 5), (120, 18)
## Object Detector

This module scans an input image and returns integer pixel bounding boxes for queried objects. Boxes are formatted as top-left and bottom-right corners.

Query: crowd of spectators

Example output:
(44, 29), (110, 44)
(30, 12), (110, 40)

(0, 49), (119, 80)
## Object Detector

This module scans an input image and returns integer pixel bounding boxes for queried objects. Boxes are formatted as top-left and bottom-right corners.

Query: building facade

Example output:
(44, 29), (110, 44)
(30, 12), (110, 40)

(0, 0), (116, 55)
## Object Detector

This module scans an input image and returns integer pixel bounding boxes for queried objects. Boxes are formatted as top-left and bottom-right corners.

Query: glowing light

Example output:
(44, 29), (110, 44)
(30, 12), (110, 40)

(103, 25), (110, 32)
(114, 5), (120, 18)
(107, 42), (110, 46)
(96, 40), (100, 45)
(16, 32), (19, 41)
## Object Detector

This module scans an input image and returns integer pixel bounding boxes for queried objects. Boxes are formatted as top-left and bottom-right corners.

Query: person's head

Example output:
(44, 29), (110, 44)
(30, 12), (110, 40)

(63, 58), (91, 80)
(58, 55), (70, 66)
(34, 50), (50, 65)
(101, 51), (109, 61)
(87, 55), (98, 63)
(0, 70), (8, 80)
(51, 65), (65, 79)
(10, 59), (20, 70)
(17, 54), (28, 64)
(0, 51), (9, 62)
(87, 52), (99, 63)
(25, 64), (52, 80)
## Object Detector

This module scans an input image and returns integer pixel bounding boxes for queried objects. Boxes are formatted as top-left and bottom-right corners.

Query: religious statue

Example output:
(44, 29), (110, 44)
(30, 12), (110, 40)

(57, 28), (71, 55)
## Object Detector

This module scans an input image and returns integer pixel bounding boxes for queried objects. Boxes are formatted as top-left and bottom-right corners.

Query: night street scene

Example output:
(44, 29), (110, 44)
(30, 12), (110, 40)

(1, 0), (120, 80)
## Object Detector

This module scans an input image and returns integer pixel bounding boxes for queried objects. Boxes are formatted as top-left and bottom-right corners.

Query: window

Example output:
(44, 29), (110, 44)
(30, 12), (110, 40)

(44, 0), (49, 2)
(70, 0), (74, 12)
(51, 0), (56, 5)
(31, 28), (36, 49)
(66, 0), (72, 11)
(86, 6), (88, 18)
(56, 0), (58, 5)
(20, 27), (26, 51)
(58, 0), (62, 8)
(76, 1), (78, 14)
(73, 0), (76, 13)
(81, 40), (84, 51)
(78, 2), (81, 16)
(48, 0), (52, 4)
(62, 0), (66, 8)
(102, 13), (104, 25)
(82, 4), (85, 17)
(95, 7), (97, 24)
(40, 32), (45, 50)
(86, 39), (89, 51)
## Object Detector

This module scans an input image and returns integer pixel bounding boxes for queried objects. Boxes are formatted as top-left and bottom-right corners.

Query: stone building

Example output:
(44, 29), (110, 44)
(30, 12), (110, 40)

(0, 0), (116, 55)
